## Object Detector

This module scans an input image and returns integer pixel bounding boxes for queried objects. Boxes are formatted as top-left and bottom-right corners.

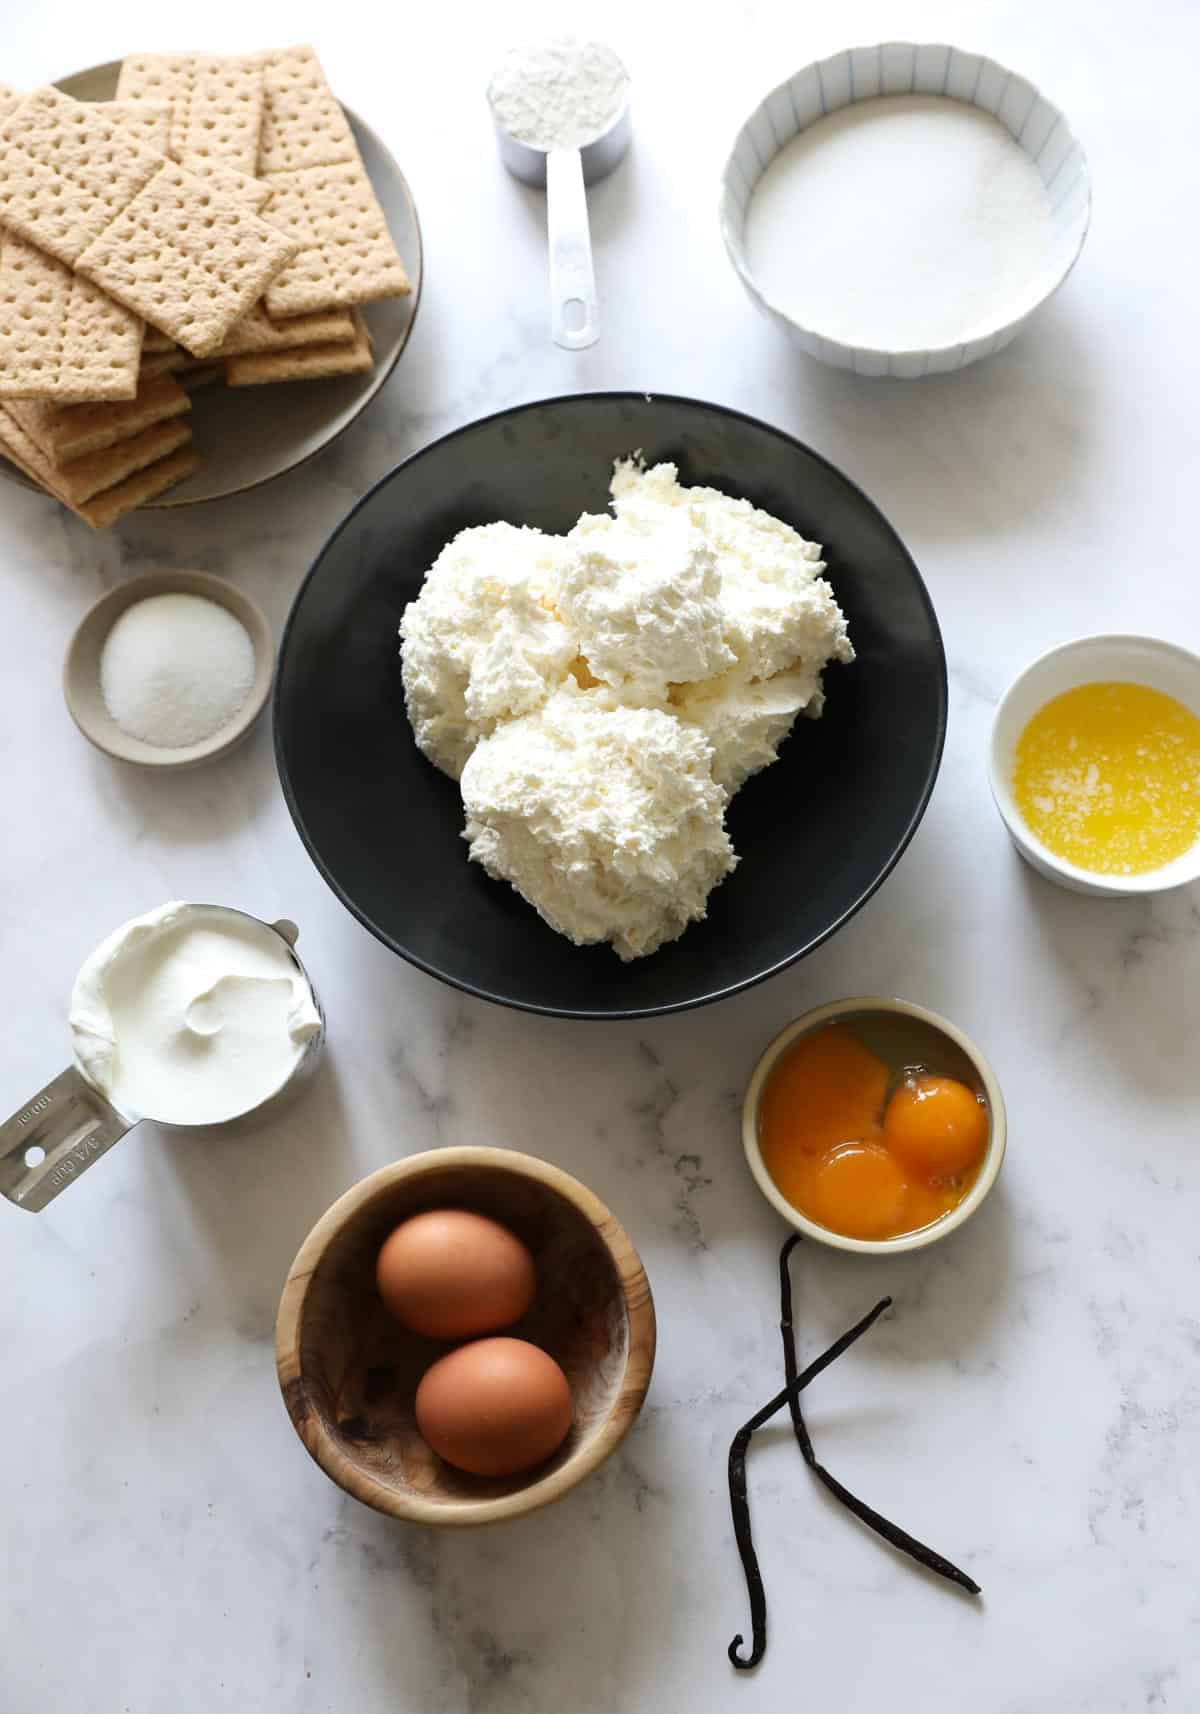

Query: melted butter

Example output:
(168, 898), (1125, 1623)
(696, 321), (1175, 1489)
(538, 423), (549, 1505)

(1013, 682), (1200, 874)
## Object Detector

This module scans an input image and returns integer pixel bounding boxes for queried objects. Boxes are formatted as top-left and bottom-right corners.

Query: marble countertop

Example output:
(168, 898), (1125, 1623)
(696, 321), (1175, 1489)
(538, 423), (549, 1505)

(3, 1), (1199, 1709)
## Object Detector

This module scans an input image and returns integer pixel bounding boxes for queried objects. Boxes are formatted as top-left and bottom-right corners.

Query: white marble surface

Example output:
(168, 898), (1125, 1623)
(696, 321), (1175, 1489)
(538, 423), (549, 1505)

(3, 0), (1199, 1708)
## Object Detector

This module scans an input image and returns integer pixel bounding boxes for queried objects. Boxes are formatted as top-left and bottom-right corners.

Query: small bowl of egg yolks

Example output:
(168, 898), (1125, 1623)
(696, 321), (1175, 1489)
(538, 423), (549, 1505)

(742, 998), (1006, 1254)
(989, 634), (1200, 897)
(276, 1146), (656, 1526)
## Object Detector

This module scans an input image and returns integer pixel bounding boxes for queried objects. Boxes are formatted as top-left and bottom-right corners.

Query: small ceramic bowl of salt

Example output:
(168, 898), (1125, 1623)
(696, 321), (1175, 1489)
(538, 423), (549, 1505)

(64, 570), (273, 769)
(720, 43), (1091, 377)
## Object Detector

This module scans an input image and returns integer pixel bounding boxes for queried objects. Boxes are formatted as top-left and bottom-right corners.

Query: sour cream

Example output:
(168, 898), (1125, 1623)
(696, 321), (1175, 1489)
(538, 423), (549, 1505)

(69, 903), (321, 1125)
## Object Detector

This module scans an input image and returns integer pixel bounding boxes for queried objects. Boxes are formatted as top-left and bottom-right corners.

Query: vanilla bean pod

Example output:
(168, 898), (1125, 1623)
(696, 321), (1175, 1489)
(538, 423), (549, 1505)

(779, 1234), (981, 1597)
(727, 1294), (892, 1670)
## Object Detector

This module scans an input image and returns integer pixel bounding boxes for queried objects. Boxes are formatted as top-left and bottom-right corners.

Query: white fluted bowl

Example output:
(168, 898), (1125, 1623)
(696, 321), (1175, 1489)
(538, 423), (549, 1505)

(720, 43), (1091, 377)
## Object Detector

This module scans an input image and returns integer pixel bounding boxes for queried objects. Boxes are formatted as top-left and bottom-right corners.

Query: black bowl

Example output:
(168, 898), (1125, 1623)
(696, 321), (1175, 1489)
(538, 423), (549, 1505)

(275, 394), (946, 1019)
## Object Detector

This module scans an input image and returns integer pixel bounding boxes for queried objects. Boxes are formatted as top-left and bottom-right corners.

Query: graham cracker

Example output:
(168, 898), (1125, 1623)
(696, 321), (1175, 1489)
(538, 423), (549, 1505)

(117, 166), (267, 368)
(101, 99), (172, 155)
(178, 153), (273, 213)
(7, 371), (189, 464)
(0, 87), (162, 266)
(139, 347), (186, 378)
(0, 406), (64, 489)
(76, 157), (298, 357)
(224, 309), (372, 384)
(0, 231), (141, 402)
(0, 404), (198, 525)
(215, 302), (355, 357)
(0, 89), (171, 155)
(262, 159), (409, 316)
(178, 363), (222, 389)
(253, 46), (356, 175)
(0, 95), (173, 397)
(50, 416), (193, 505)
(116, 54), (264, 177)
(248, 46), (408, 316)
(85, 444), (199, 525)
(0, 88), (297, 356)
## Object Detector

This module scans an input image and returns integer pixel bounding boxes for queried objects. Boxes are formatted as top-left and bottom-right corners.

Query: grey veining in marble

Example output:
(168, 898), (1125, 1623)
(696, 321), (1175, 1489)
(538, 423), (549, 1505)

(3, 1), (1200, 1710)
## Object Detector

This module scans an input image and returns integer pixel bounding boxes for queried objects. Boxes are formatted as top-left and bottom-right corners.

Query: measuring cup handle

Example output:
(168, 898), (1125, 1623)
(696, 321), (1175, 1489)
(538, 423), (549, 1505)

(0, 1067), (132, 1213)
(547, 148), (600, 350)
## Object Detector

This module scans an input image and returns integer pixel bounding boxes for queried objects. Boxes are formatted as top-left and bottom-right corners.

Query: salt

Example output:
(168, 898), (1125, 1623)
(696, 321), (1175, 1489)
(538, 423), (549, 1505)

(99, 593), (256, 749)
(744, 95), (1055, 350)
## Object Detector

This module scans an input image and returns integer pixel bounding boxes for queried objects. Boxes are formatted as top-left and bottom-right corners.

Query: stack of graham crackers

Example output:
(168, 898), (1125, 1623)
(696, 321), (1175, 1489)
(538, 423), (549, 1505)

(0, 46), (410, 527)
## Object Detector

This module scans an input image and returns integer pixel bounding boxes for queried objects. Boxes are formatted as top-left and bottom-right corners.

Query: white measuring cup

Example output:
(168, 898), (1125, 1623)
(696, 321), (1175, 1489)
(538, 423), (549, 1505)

(488, 42), (632, 351)
(0, 907), (324, 1212)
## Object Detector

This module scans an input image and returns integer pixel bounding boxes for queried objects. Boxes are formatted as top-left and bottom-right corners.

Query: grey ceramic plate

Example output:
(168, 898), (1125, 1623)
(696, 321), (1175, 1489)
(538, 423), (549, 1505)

(0, 61), (422, 507)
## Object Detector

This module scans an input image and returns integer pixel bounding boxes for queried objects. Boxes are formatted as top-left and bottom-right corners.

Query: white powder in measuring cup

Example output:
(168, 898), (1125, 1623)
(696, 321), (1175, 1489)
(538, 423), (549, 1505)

(744, 95), (1056, 350)
(488, 37), (629, 150)
(99, 591), (256, 749)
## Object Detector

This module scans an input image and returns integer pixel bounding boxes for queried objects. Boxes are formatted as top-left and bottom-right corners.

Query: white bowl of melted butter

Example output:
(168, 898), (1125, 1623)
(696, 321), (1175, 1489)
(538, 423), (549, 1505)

(989, 636), (1200, 897)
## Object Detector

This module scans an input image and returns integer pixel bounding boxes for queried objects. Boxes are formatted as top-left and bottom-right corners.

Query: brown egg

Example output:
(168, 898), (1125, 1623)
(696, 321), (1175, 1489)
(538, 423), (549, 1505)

(375, 1208), (536, 1340)
(415, 1337), (573, 1477)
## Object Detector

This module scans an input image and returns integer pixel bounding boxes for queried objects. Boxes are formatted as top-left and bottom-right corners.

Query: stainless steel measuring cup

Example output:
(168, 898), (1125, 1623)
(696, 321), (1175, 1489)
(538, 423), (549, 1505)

(489, 48), (632, 351)
(0, 909), (325, 1213)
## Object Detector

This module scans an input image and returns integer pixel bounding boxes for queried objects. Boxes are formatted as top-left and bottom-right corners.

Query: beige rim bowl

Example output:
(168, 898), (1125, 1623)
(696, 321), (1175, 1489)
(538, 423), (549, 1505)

(276, 1147), (657, 1527)
(742, 997), (1006, 1255)
(64, 570), (274, 768)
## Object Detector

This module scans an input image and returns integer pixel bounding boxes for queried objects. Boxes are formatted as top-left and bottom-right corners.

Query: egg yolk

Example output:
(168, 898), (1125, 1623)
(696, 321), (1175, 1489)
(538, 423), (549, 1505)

(883, 1075), (988, 1178)
(805, 1141), (909, 1240)
(758, 1021), (990, 1241)
(758, 1026), (890, 1162)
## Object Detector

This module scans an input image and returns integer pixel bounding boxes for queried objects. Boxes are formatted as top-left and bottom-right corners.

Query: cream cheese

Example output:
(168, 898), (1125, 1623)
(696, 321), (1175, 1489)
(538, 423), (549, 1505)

(69, 903), (321, 1125)
(460, 690), (736, 961)
(557, 507), (734, 699)
(611, 458), (854, 684)
(671, 660), (826, 795)
(399, 522), (575, 780)
(399, 456), (854, 958)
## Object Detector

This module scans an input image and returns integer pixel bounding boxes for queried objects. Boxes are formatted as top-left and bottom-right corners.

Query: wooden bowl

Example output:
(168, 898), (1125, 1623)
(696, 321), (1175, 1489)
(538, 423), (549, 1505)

(275, 1148), (656, 1526)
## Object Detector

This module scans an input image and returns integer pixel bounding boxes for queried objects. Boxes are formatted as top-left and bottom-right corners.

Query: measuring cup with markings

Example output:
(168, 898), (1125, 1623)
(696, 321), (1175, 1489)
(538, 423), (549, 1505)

(488, 39), (632, 351)
(0, 904), (325, 1212)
